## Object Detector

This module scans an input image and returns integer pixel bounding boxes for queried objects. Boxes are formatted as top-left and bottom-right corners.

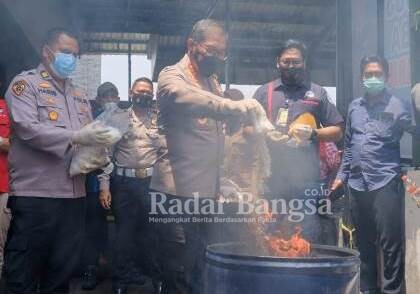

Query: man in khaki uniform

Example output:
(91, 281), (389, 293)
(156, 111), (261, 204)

(150, 19), (261, 294)
(99, 78), (165, 294)
(4, 28), (114, 294)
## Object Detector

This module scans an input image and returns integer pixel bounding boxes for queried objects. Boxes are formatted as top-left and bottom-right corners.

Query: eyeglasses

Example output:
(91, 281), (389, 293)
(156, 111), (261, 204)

(196, 43), (227, 61)
(363, 72), (385, 79)
(278, 59), (304, 67)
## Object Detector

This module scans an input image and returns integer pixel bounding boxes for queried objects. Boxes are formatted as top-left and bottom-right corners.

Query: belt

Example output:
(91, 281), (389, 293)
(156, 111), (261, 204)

(115, 167), (153, 179)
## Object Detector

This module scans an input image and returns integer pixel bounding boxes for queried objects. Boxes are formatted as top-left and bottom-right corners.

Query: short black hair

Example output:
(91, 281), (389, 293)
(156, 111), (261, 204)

(224, 88), (244, 101)
(43, 28), (80, 48)
(277, 39), (307, 61)
(132, 77), (153, 89)
(190, 19), (226, 43)
(96, 82), (119, 99)
(360, 55), (389, 77)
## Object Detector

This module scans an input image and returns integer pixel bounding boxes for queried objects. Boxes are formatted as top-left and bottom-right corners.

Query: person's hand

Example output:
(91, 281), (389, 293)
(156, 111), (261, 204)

(266, 130), (289, 143)
(99, 189), (112, 210)
(72, 121), (118, 146)
(242, 99), (262, 113)
(288, 124), (314, 142)
(330, 179), (343, 192)
(220, 99), (248, 116)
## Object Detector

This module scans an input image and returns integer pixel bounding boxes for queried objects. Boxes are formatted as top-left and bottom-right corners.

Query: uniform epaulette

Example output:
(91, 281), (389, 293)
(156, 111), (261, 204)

(17, 69), (36, 77)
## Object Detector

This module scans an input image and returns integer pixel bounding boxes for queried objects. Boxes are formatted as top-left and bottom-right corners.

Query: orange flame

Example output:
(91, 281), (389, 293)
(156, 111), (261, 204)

(264, 226), (311, 258)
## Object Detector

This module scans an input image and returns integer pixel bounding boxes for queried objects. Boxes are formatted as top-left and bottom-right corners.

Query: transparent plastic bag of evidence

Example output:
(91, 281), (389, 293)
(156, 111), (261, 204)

(69, 102), (130, 176)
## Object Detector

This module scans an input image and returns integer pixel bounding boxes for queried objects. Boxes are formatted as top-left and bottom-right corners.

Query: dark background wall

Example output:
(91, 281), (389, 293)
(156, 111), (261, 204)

(0, 2), (39, 96)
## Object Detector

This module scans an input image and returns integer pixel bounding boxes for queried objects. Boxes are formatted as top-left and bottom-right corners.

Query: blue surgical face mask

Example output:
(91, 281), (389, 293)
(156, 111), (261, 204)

(48, 47), (77, 79)
(363, 77), (385, 96)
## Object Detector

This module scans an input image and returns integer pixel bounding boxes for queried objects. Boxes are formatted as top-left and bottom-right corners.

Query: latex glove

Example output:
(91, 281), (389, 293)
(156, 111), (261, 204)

(72, 121), (121, 146)
(288, 123), (314, 143)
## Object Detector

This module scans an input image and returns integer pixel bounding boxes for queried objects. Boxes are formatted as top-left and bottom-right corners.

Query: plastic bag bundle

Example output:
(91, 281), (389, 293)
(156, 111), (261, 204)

(249, 100), (275, 133)
(69, 103), (130, 177)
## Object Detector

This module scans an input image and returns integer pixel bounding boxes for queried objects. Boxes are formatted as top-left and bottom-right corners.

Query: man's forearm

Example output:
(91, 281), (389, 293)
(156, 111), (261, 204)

(314, 126), (343, 142)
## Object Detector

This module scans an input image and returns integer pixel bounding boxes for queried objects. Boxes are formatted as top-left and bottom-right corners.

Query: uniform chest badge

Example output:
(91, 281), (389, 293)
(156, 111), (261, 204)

(40, 71), (50, 79)
(12, 80), (27, 96)
(48, 111), (59, 121)
(305, 91), (315, 98)
(303, 91), (320, 106)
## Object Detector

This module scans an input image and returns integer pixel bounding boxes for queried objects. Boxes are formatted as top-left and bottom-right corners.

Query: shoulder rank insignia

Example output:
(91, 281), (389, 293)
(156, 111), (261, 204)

(40, 71), (50, 79)
(48, 110), (59, 121)
(12, 80), (27, 96)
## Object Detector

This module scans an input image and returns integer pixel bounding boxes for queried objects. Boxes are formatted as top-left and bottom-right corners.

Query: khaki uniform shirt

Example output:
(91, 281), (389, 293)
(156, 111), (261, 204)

(150, 54), (228, 199)
(98, 107), (165, 190)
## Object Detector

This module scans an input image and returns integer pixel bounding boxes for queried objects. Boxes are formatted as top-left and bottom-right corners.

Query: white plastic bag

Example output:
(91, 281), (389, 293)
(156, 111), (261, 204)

(69, 103), (130, 176)
(248, 100), (275, 133)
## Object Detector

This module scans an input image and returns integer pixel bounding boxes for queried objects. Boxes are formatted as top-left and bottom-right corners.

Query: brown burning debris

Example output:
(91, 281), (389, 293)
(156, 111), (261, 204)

(264, 226), (311, 258)
(250, 209), (311, 258)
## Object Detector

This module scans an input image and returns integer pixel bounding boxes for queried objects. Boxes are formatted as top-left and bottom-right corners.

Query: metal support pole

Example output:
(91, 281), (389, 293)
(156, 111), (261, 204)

(128, 42), (132, 91)
(377, 0), (385, 57)
(224, 0), (231, 90)
(336, 0), (353, 115)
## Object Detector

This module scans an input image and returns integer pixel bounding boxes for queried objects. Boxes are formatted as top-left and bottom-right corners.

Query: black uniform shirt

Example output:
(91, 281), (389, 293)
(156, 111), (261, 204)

(253, 78), (344, 196)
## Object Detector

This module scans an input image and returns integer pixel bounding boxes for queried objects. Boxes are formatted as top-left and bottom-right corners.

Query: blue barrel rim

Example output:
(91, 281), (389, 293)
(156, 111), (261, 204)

(206, 242), (360, 271)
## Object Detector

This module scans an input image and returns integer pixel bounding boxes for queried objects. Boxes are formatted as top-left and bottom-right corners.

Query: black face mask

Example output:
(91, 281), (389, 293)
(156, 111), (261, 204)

(197, 54), (225, 77)
(280, 67), (305, 87)
(132, 93), (154, 108)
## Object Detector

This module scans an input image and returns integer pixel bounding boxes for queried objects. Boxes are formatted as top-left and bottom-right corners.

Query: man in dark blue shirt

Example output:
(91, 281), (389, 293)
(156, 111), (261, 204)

(253, 40), (344, 244)
(332, 55), (411, 294)
(81, 82), (120, 290)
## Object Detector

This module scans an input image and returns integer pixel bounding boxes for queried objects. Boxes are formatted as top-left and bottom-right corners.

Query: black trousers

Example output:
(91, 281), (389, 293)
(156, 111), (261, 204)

(350, 177), (405, 294)
(4, 196), (86, 294)
(111, 175), (158, 285)
(82, 191), (107, 268)
(154, 194), (229, 294)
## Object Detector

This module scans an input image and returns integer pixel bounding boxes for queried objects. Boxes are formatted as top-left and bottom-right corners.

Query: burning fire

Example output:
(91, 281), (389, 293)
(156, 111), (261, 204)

(264, 226), (311, 258)
(249, 202), (311, 258)
(253, 209), (311, 258)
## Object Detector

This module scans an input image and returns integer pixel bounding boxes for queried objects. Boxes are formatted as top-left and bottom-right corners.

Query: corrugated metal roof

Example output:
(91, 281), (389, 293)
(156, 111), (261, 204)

(72, 0), (336, 84)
